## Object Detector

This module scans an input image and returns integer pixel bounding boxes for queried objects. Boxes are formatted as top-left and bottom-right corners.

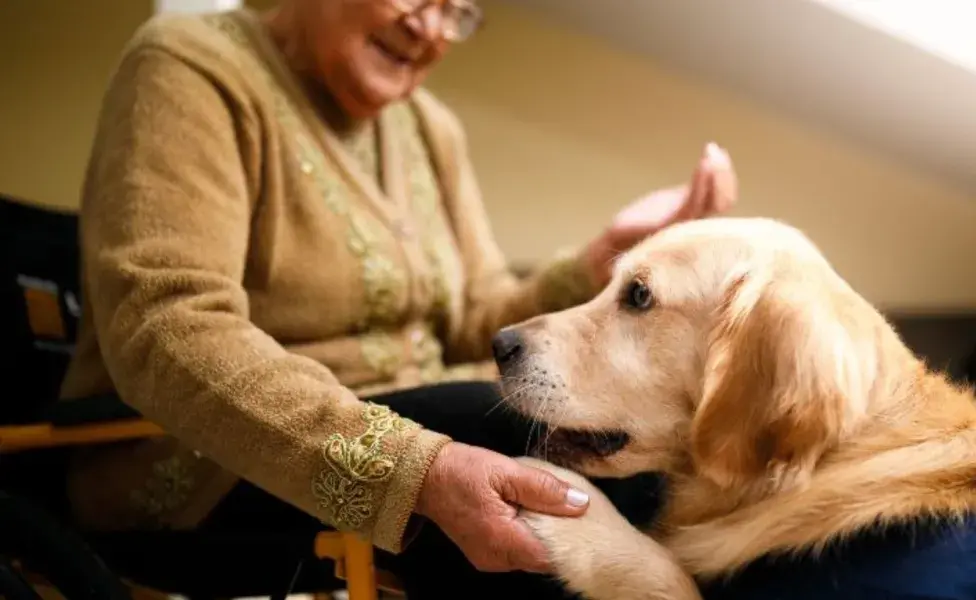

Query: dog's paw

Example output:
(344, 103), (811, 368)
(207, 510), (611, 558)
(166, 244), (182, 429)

(515, 458), (632, 590)
(516, 458), (703, 600)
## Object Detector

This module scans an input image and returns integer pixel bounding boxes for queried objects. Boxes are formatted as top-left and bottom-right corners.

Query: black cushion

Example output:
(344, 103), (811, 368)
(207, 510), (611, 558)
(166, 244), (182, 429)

(87, 530), (343, 597)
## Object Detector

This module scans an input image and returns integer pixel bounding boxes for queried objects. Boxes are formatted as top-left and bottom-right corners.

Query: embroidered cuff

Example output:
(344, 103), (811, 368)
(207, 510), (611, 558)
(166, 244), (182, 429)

(536, 247), (602, 313)
(370, 426), (452, 553)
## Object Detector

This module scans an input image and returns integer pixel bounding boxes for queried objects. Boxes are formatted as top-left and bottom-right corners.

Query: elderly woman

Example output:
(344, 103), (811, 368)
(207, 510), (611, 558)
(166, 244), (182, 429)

(60, 0), (736, 597)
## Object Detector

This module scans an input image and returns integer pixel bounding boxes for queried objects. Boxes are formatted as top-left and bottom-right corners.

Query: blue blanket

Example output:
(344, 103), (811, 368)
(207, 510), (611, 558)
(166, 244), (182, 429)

(699, 516), (976, 600)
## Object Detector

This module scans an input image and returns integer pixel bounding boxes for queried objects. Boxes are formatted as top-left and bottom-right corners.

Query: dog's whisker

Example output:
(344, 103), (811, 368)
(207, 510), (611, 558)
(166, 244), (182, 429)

(525, 390), (549, 457)
(543, 395), (570, 452)
(525, 419), (538, 457)
(483, 397), (508, 418)
(536, 387), (554, 462)
(543, 394), (574, 463)
(486, 380), (533, 417)
(492, 380), (533, 402)
(498, 382), (532, 403)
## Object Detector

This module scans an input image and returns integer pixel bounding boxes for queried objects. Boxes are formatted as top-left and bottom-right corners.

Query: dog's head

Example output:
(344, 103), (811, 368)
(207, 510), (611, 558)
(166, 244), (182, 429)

(496, 217), (893, 494)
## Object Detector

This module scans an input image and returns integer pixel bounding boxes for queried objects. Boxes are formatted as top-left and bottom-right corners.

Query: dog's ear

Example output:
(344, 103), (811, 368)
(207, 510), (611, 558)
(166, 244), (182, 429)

(690, 272), (870, 493)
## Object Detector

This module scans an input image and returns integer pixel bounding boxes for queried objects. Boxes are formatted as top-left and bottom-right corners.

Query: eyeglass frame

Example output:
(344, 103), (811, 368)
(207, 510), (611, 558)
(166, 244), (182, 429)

(389, 0), (484, 42)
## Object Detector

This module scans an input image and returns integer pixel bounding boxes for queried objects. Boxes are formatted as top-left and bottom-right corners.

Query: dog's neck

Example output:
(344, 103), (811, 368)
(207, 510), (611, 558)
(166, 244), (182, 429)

(657, 358), (976, 579)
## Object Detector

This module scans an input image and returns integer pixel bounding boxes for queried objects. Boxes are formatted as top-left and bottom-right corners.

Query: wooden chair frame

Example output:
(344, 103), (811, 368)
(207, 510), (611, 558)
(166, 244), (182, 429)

(0, 419), (403, 599)
(0, 194), (402, 598)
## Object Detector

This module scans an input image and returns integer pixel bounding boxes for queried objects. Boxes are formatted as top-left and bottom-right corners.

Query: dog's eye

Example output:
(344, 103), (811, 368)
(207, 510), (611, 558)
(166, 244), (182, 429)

(622, 279), (654, 311)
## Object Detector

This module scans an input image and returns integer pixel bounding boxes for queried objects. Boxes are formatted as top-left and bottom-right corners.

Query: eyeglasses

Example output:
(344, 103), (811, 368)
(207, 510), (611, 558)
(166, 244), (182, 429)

(390, 0), (484, 42)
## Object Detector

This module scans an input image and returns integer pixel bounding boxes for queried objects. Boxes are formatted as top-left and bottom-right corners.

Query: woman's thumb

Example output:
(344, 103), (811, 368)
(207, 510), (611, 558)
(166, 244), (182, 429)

(502, 465), (590, 516)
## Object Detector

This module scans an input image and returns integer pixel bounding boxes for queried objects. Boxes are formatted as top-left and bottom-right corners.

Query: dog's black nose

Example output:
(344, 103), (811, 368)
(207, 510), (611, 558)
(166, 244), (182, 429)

(492, 328), (525, 367)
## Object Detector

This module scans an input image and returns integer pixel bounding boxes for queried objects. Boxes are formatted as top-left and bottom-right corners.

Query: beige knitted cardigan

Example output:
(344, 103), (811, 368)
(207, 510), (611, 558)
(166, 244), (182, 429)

(59, 9), (597, 553)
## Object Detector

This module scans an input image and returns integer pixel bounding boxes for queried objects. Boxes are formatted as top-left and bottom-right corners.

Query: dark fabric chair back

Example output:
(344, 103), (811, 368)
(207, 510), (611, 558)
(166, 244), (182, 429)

(965, 346), (976, 385)
(0, 195), (81, 424)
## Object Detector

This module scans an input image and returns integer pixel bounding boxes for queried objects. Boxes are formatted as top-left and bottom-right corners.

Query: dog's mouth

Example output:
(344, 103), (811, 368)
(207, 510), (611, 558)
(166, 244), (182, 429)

(530, 425), (631, 465)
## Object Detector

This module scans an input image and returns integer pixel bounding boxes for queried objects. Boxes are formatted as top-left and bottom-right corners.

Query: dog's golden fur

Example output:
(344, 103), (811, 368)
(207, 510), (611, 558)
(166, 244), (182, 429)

(500, 217), (976, 600)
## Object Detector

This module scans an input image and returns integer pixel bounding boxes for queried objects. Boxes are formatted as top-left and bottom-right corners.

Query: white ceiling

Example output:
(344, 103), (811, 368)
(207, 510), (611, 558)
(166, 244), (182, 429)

(154, 0), (241, 14)
(496, 0), (976, 193)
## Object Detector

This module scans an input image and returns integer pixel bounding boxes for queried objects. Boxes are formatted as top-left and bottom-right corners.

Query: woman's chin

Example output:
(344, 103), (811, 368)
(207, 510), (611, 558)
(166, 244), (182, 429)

(347, 73), (422, 115)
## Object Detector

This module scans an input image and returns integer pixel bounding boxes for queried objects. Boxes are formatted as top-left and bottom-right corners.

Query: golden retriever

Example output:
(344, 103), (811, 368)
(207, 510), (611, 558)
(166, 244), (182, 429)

(493, 217), (976, 600)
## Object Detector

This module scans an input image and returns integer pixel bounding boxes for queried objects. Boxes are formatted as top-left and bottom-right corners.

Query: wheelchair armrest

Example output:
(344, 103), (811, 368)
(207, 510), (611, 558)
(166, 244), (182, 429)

(41, 394), (142, 427)
(0, 395), (160, 454)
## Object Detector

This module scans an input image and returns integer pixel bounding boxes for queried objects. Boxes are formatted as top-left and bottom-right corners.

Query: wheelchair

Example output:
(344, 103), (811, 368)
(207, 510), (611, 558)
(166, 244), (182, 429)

(0, 193), (403, 600)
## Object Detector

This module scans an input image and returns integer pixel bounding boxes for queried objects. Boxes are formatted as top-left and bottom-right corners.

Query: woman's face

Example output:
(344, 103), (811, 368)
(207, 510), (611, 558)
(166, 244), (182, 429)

(295, 0), (478, 118)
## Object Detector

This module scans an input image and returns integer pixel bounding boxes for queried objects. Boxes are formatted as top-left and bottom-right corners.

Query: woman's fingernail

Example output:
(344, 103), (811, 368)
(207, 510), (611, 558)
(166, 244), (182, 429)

(566, 488), (589, 507)
(707, 144), (730, 168)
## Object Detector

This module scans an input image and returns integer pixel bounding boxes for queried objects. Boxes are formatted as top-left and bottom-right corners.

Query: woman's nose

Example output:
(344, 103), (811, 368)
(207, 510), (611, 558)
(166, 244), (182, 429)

(404, 3), (445, 42)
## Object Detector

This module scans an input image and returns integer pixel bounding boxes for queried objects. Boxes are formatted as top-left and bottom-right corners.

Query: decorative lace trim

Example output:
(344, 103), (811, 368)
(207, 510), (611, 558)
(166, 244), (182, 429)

(311, 403), (418, 530)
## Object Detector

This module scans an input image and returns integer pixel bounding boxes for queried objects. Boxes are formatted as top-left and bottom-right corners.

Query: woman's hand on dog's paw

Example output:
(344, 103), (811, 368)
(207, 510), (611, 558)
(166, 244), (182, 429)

(514, 459), (613, 570)
(415, 443), (590, 574)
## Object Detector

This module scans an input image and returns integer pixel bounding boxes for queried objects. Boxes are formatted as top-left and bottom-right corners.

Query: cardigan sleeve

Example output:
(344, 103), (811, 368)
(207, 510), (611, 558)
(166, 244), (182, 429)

(79, 44), (449, 553)
(412, 91), (603, 364)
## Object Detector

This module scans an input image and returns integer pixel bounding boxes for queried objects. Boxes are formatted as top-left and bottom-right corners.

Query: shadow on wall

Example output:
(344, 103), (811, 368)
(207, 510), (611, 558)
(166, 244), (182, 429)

(425, 0), (976, 311)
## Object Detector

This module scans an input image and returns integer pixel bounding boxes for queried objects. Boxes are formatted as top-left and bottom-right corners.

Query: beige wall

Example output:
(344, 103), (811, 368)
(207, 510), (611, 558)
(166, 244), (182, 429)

(0, 0), (152, 209)
(2, 0), (975, 310)
(424, 2), (976, 311)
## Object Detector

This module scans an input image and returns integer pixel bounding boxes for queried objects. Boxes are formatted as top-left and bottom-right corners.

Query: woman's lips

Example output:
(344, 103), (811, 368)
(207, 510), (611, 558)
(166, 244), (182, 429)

(370, 36), (416, 65)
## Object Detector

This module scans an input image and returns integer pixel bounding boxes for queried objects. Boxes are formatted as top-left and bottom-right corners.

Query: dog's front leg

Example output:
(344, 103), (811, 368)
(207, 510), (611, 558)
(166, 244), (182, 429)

(516, 458), (702, 600)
